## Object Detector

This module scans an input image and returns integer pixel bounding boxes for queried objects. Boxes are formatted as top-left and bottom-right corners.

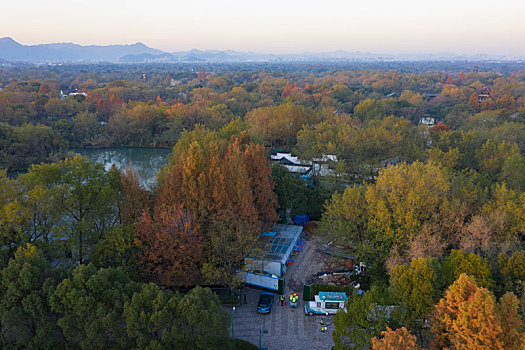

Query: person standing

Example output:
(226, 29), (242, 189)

(280, 295), (285, 306)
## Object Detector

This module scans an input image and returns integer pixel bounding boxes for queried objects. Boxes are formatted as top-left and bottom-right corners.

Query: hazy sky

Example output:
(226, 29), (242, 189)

(2, 0), (524, 55)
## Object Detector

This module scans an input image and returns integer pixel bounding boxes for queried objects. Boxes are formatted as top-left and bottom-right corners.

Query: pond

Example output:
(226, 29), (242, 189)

(73, 147), (172, 189)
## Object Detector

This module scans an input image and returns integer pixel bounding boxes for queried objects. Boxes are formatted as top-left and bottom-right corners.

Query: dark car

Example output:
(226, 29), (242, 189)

(257, 292), (274, 314)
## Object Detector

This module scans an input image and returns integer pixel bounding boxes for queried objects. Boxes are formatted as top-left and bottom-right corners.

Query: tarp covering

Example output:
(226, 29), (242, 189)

(293, 215), (310, 226)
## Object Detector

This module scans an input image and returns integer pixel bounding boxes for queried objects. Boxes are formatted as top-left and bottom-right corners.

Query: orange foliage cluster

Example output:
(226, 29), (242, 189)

(432, 274), (524, 350)
(38, 84), (50, 94)
(136, 134), (278, 287)
(430, 121), (451, 137)
(85, 91), (95, 102)
(197, 67), (206, 80)
(167, 97), (184, 112)
(281, 81), (298, 97)
(372, 327), (418, 350)
(109, 90), (123, 106)
(157, 135), (278, 231)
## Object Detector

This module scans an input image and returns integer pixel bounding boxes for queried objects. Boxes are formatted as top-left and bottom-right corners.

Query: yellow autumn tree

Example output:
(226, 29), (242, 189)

(366, 161), (450, 243)
(390, 258), (438, 331)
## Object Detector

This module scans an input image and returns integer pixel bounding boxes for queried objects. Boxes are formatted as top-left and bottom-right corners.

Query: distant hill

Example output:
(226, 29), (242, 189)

(121, 49), (260, 63)
(0, 37), (510, 63)
(0, 37), (164, 62)
(122, 49), (279, 63)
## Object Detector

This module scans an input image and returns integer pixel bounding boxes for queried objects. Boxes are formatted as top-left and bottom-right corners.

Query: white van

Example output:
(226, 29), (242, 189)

(304, 292), (347, 315)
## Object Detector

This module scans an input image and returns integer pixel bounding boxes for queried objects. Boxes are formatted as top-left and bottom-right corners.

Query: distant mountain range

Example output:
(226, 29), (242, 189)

(0, 37), (163, 62)
(119, 49), (276, 63)
(0, 37), (517, 63)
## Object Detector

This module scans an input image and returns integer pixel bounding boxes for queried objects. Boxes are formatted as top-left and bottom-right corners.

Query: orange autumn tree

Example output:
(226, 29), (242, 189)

(371, 327), (419, 350)
(243, 141), (279, 225)
(206, 137), (259, 228)
(136, 204), (203, 287)
(197, 68), (206, 80)
(468, 93), (480, 112)
(96, 98), (111, 118)
(459, 71), (465, 84)
(38, 84), (50, 94)
(431, 273), (524, 350)
(281, 81), (293, 97)
(200, 137), (273, 290)
(496, 94), (516, 114)
(108, 90), (123, 107)
(429, 122), (451, 139)
(155, 128), (279, 287)
(158, 130), (277, 231)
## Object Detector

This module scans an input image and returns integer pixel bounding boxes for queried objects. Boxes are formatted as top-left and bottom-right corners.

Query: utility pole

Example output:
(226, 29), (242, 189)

(231, 306), (236, 339)
(259, 328), (268, 349)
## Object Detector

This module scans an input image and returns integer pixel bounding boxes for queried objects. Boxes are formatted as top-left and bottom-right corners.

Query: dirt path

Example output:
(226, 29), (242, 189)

(286, 235), (322, 291)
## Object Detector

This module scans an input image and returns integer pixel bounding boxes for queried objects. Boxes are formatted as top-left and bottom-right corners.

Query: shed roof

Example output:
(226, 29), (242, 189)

(257, 224), (303, 264)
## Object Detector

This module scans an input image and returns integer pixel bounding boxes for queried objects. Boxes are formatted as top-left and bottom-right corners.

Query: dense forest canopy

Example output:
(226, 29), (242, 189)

(1, 61), (525, 348)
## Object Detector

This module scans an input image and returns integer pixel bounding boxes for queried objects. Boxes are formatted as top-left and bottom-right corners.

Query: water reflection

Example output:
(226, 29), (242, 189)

(74, 147), (172, 189)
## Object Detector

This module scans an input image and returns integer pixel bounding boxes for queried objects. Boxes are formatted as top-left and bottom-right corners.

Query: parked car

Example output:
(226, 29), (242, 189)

(305, 291), (347, 316)
(257, 292), (274, 314)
